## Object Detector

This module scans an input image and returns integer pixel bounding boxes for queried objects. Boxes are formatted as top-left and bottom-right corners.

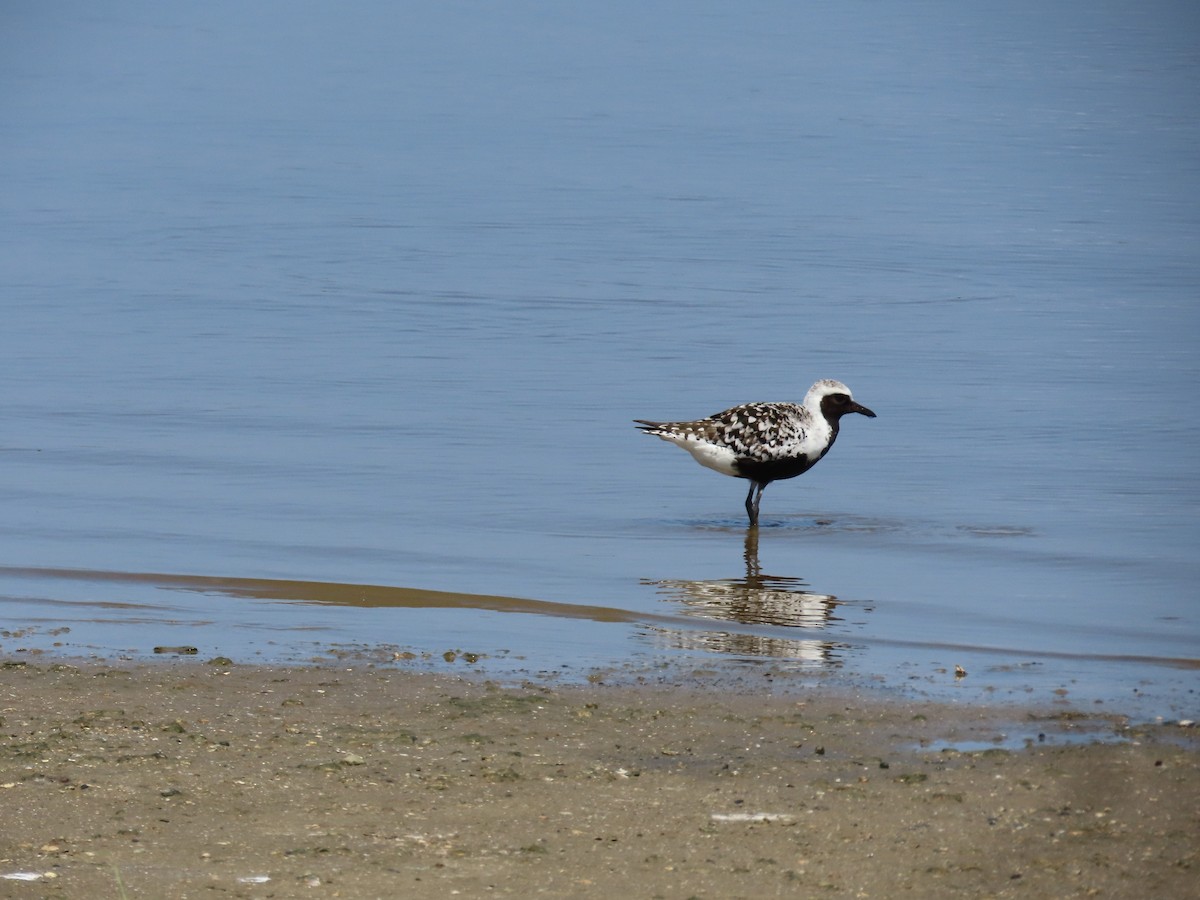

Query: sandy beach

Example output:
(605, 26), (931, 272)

(0, 658), (1196, 899)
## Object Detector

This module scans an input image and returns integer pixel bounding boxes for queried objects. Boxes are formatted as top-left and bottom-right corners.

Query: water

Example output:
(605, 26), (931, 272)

(2, 1), (1198, 718)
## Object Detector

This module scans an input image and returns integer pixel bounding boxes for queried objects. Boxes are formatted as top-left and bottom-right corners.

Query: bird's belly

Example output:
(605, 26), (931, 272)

(733, 455), (818, 483)
(681, 441), (740, 477)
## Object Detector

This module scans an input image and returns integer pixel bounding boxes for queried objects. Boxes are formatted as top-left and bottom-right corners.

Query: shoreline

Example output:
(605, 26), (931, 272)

(2, 657), (1196, 898)
(3, 564), (1195, 726)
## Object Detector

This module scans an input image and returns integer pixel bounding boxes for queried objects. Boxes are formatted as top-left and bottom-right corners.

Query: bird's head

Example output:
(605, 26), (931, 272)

(809, 379), (876, 422)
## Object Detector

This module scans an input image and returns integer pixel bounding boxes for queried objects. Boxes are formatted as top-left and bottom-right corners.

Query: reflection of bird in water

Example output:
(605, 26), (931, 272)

(643, 531), (851, 666)
(646, 530), (839, 628)
(634, 379), (875, 526)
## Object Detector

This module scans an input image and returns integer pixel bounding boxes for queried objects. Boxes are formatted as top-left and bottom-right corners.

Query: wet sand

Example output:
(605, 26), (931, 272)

(1, 658), (1196, 899)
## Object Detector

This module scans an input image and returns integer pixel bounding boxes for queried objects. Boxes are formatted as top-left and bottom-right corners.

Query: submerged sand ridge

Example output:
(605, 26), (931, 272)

(4, 564), (1197, 713)
(0, 660), (1196, 898)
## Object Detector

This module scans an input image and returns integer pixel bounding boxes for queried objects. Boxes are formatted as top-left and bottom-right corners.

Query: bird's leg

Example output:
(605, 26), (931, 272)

(745, 481), (764, 528)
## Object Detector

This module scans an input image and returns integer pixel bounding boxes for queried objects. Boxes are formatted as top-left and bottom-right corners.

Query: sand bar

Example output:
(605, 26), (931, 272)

(1, 658), (1196, 898)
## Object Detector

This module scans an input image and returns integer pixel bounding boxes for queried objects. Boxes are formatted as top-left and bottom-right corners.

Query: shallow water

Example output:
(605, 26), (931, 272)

(2, 2), (1198, 717)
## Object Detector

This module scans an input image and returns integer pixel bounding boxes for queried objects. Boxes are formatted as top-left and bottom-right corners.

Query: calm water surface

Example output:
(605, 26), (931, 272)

(2, 2), (1198, 717)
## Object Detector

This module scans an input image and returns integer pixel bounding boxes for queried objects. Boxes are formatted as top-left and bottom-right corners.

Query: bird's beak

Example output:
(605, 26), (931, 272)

(850, 401), (876, 418)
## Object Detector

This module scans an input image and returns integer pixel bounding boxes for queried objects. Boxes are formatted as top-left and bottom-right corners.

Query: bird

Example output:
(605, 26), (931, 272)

(634, 379), (876, 527)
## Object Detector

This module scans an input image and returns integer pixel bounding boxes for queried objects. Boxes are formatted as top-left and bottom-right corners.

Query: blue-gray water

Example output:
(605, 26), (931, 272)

(2, 1), (1198, 717)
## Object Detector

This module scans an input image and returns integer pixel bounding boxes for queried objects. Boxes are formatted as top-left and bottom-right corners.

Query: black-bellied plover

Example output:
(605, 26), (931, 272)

(634, 379), (876, 527)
